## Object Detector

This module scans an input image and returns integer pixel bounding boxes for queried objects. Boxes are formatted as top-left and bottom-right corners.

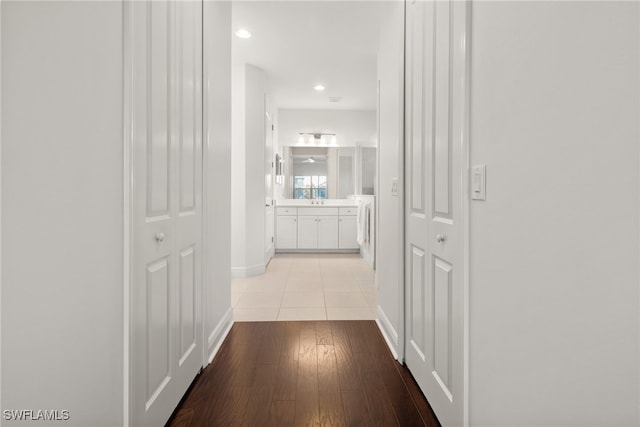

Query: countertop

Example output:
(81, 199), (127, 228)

(275, 199), (357, 208)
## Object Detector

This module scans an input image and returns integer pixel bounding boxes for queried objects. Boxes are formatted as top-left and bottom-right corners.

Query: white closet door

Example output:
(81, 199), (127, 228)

(130, 1), (203, 426)
(404, 1), (468, 426)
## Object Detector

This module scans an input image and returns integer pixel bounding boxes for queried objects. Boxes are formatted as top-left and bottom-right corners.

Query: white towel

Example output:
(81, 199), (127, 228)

(357, 202), (366, 245)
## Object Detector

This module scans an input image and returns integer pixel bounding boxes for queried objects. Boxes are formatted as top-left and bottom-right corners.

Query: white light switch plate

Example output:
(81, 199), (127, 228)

(391, 178), (399, 196)
(471, 165), (486, 200)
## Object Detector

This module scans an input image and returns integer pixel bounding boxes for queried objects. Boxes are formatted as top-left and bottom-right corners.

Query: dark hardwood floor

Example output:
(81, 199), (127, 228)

(167, 320), (441, 427)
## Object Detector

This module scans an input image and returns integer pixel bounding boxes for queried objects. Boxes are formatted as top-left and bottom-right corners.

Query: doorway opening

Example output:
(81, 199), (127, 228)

(228, 1), (403, 322)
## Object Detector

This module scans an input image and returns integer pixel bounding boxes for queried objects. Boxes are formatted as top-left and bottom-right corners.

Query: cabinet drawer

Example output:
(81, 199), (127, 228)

(339, 207), (357, 216)
(297, 207), (339, 216)
(276, 207), (297, 215)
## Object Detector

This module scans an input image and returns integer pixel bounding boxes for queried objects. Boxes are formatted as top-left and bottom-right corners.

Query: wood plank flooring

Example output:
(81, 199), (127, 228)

(167, 321), (441, 427)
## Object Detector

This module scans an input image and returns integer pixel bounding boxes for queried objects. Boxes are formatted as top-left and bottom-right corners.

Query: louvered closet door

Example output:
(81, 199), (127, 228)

(130, 1), (203, 426)
(404, 0), (468, 426)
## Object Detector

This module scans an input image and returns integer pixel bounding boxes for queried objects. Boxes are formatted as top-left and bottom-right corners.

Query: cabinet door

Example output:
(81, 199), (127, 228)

(276, 215), (297, 249)
(339, 216), (359, 249)
(318, 216), (339, 249)
(297, 216), (318, 249)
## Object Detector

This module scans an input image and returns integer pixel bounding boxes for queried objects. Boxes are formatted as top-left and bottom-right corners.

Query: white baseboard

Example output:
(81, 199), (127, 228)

(231, 262), (265, 278)
(206, 307), (234, 364)
(376, 305), (399, 360)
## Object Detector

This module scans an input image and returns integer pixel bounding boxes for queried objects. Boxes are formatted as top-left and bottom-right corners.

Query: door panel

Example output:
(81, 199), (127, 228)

(179, 1), (197, 214)
(317, 216), (339, 249)
(297, 216), (318, 249)
(276, 216), (297, 249)
(434, 0), (451, 217)
(179, 246), (196, 365)
(146, 257), (171, 406)
(338, 216), (359, 249)
(410, 246), (427, 360)
(433, 257), (452, 396)
(148, 1), (170, 217)
(404, 1), (468, 426)
(131, 1), (203, 426)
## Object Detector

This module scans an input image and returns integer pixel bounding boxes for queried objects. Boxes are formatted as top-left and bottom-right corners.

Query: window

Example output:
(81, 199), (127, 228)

(294, 176), (327, 199)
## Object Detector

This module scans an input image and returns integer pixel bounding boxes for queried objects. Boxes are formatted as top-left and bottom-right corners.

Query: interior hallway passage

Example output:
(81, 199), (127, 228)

(232, 254), (377, 321)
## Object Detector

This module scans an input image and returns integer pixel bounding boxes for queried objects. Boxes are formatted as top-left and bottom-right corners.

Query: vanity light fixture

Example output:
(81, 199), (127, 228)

(235, 28), (252, 39)
(298, 132), (337, 146)
(313, 84), (325, 92)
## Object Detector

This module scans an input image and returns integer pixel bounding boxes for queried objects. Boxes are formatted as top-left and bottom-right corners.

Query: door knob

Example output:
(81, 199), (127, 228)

(155, 232), (165, 242)
(436, 234), (446, 243)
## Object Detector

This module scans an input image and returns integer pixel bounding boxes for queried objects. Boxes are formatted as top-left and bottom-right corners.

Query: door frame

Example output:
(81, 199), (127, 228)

(400, 0), (471, 425)
(0, 3), (4, 422)
(122, 2), (208, 425)
(122, 2), (132, 424)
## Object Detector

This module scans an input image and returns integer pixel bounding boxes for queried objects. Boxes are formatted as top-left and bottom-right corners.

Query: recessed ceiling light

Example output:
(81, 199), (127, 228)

(235, 28), (252, 39)
(314, 84), (325, 92)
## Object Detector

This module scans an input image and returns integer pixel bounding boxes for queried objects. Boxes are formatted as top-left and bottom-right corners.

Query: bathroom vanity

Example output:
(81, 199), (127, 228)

(275, 201), (359, 252)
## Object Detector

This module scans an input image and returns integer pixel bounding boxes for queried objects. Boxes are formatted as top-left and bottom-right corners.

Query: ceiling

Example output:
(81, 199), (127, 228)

(232, 1), (394, 111)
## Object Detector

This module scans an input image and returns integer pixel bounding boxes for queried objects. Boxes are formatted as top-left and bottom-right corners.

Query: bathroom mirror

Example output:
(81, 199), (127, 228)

(282, 146), (361, 199)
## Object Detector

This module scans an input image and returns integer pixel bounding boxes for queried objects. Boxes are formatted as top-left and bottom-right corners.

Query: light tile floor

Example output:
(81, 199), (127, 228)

(232, 253), (377, 321)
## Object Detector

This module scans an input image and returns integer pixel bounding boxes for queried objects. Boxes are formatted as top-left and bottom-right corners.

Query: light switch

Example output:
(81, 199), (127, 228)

(471, 165), (486, 200)
(391, 178), (399, 196)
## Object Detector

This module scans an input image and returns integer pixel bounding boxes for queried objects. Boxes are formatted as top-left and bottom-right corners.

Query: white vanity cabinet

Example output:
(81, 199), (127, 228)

(338, 207), (359, 249)
(275, 204), (357, 252)
(297, 207), (339, 249)
(276, 215), (298, 249)
(317, 216), (339, 248)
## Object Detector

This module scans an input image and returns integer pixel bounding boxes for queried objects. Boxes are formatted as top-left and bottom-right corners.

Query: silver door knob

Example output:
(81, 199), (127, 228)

(155, 232), (165, 242)
(436, 234), (446, 243)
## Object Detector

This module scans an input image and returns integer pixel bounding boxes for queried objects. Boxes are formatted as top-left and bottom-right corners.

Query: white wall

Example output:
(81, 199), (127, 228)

(245, 65), (268, 272)
(203, 0), (233, 361)
(231, 64), (271, 276)
(375, 1), (404, 359)
(1, 2), (124, 425)
(469, 2), (639, 425)
(293, 160), (327, 177)
(279, 109), (377, 147)
(231, 63), (247, 276)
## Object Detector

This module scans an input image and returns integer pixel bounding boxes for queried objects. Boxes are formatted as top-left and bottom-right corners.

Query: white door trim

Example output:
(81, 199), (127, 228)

(460, 2), (472, 425)
(397, 0), (407, 366)
(122, 1), (133, 425)
(200, 0), (208, 369)
(0, 2), (4, 424)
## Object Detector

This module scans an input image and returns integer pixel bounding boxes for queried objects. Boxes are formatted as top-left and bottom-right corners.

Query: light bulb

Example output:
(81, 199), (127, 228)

(235, 28), (251, 39)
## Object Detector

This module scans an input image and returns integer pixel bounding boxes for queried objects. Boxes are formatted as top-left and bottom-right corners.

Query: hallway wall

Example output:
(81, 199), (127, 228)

(1, 2), (124, 425)
(375, 1), (404, 359)
(231, 64), (272, 277)
(469, 1), (639, 425)
(204, 0), (233, 361)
